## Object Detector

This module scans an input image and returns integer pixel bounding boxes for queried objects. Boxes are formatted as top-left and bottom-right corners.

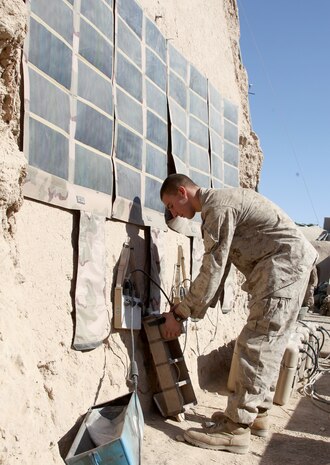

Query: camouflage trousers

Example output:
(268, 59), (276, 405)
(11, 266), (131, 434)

(225, 272), (310, 425)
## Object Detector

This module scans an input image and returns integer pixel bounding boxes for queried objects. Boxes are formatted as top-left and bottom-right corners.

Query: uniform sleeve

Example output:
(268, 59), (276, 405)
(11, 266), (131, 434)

(177, 207), (236, 319)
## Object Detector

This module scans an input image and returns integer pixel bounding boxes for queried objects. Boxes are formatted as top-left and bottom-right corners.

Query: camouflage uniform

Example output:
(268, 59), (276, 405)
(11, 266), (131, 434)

(302, 265), (318, 309)
(176, 188), (318, 425)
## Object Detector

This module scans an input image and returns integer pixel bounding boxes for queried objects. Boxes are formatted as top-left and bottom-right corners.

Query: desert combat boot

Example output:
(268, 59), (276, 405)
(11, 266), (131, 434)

(183, 417), (250, 454)
(210, 410), (269, 437)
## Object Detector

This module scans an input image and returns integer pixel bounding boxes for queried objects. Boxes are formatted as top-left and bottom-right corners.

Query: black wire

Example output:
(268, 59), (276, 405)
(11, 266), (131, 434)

(303, 340), (318, 367)
(297, 320), (310, 330)
(316, 328), (325, 351)
(129, 269), (189, 356)
(299, 349), (315, 368)
(300, 344), (318, 379)
(297, 320), (321, 354)
(129, 268), (172, 305)
(318, 325), (330, 339)
(309, 333), (320, 355)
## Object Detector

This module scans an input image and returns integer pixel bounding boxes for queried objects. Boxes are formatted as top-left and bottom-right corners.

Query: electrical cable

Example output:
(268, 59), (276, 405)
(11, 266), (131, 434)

(298, 325), (330, 413)
(126, 279), (142, 465)
(297, 320), (311, 331)
(308, 332), (320, 355)
(129, 268), (172, 305)
(300, 346), (318, 379)
(316, 329), (325, 352)
(181, 319), (188, 354)
(129, 269), (191, 359)
(130, 268), (190, 352)
(298, 320), (321, 353)
(318, 325), (330, 339)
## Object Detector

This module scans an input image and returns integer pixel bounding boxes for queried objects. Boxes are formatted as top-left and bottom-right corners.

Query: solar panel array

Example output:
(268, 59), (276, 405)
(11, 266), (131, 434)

(23, 0), (239, 231)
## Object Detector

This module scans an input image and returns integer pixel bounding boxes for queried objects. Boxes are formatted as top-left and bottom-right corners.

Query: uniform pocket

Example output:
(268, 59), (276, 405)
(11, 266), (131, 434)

(247, 297), (293, 337)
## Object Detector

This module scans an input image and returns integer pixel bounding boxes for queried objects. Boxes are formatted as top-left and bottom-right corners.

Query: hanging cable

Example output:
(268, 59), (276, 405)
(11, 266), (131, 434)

(129, 268), (172, 305)
(127, 278), (142, 465)
(129, 268), (190, 354)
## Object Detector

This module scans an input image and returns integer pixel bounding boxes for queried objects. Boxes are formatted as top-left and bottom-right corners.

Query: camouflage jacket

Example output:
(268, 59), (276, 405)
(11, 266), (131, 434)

(177, 188), (318, 319)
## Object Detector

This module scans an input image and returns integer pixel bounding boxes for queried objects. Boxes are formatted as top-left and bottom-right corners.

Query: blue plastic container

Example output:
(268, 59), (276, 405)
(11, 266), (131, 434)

(65, 392), (144, 465)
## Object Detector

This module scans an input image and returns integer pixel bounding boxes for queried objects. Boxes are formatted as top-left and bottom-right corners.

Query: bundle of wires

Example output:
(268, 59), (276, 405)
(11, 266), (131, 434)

(299, 322), (330, 413)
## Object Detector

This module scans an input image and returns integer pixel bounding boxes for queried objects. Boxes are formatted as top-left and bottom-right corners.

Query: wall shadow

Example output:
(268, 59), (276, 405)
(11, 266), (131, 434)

(57, 413), (85, 460)
(196, 340), (235, 395)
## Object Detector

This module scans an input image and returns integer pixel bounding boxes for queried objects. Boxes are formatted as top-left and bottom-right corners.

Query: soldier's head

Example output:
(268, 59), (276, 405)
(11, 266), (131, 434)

(160, 174), (201, 219)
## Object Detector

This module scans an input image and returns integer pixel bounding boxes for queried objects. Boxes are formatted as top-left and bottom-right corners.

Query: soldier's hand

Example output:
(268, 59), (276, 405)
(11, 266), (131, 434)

(159, 311), (182, 340)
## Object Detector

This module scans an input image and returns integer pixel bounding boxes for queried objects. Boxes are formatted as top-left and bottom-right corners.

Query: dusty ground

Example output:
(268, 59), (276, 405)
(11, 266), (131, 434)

(141, 314), (330, 465)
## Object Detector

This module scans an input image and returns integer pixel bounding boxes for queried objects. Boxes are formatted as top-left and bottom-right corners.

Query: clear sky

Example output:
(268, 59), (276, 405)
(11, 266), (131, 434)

(237, 0), (330, 227)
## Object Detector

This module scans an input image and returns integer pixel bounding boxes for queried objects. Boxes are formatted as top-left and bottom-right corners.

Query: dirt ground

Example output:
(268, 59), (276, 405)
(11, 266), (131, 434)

(141, 314), (330, 465)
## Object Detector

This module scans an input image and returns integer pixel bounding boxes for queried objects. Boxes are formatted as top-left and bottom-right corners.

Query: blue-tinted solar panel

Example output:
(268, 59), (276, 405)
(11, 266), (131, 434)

(189, 143), (209, 171)
(169, 44), (187, 81)
(81, 0), (113, 39)
(190, 91), (208, 123)
(211, 131), (222, 157)
(224, 141), (239, 167)
(146, 81), (167, 120)
(117, 0), (143, 38)
(224, 119), (238, 145)
(116, 124), (143, 170)
(29, 68), (70, 132)
(224, 98), (238, 124)
(146, 49), (166, 91)
(116, 163), (141, 200)
(144, 177), (164, 212)
(211, 153), (223, 180)
(79, 19), (113, 78)
(29, 18), (72, 89)
(209, 83), (222, 111)
(29, 119), (69, 179)
(189, 116), (209, 148)
(190, 65), (207, 99)
(146, 18), (166, 63)
(172, 128), (188, 162)
(169, 72), (187, 109)
(224, 164), (239, 187)
(78, 60), (113, 114)
(189, 170), (210, 189)
(169, 101), (187, 134)
(209, 104), (222, 134)
(146, 111), (167, 151)
(116, 52), (142, 102)
(75, 101), (113, 155)
(146, 144), (167, 179)
(116, 89), (143, 134)
(117, 18), (142, 68)
(31, 0), (73, 44)
(74, 145), (112, 194)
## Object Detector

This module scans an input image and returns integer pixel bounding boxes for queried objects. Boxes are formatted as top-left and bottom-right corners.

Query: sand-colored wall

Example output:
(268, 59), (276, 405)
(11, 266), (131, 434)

(0, 1), (263, 463)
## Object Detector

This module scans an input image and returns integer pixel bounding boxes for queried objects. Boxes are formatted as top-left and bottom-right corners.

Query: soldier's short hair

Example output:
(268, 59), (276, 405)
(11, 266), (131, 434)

(160, 174), (198, 199)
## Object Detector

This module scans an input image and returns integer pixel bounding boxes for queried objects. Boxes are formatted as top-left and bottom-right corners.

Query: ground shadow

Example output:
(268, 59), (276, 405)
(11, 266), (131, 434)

(143, 403), (202, 439)
(285, 373), (330, 438)
(258, 432), (330, 465)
